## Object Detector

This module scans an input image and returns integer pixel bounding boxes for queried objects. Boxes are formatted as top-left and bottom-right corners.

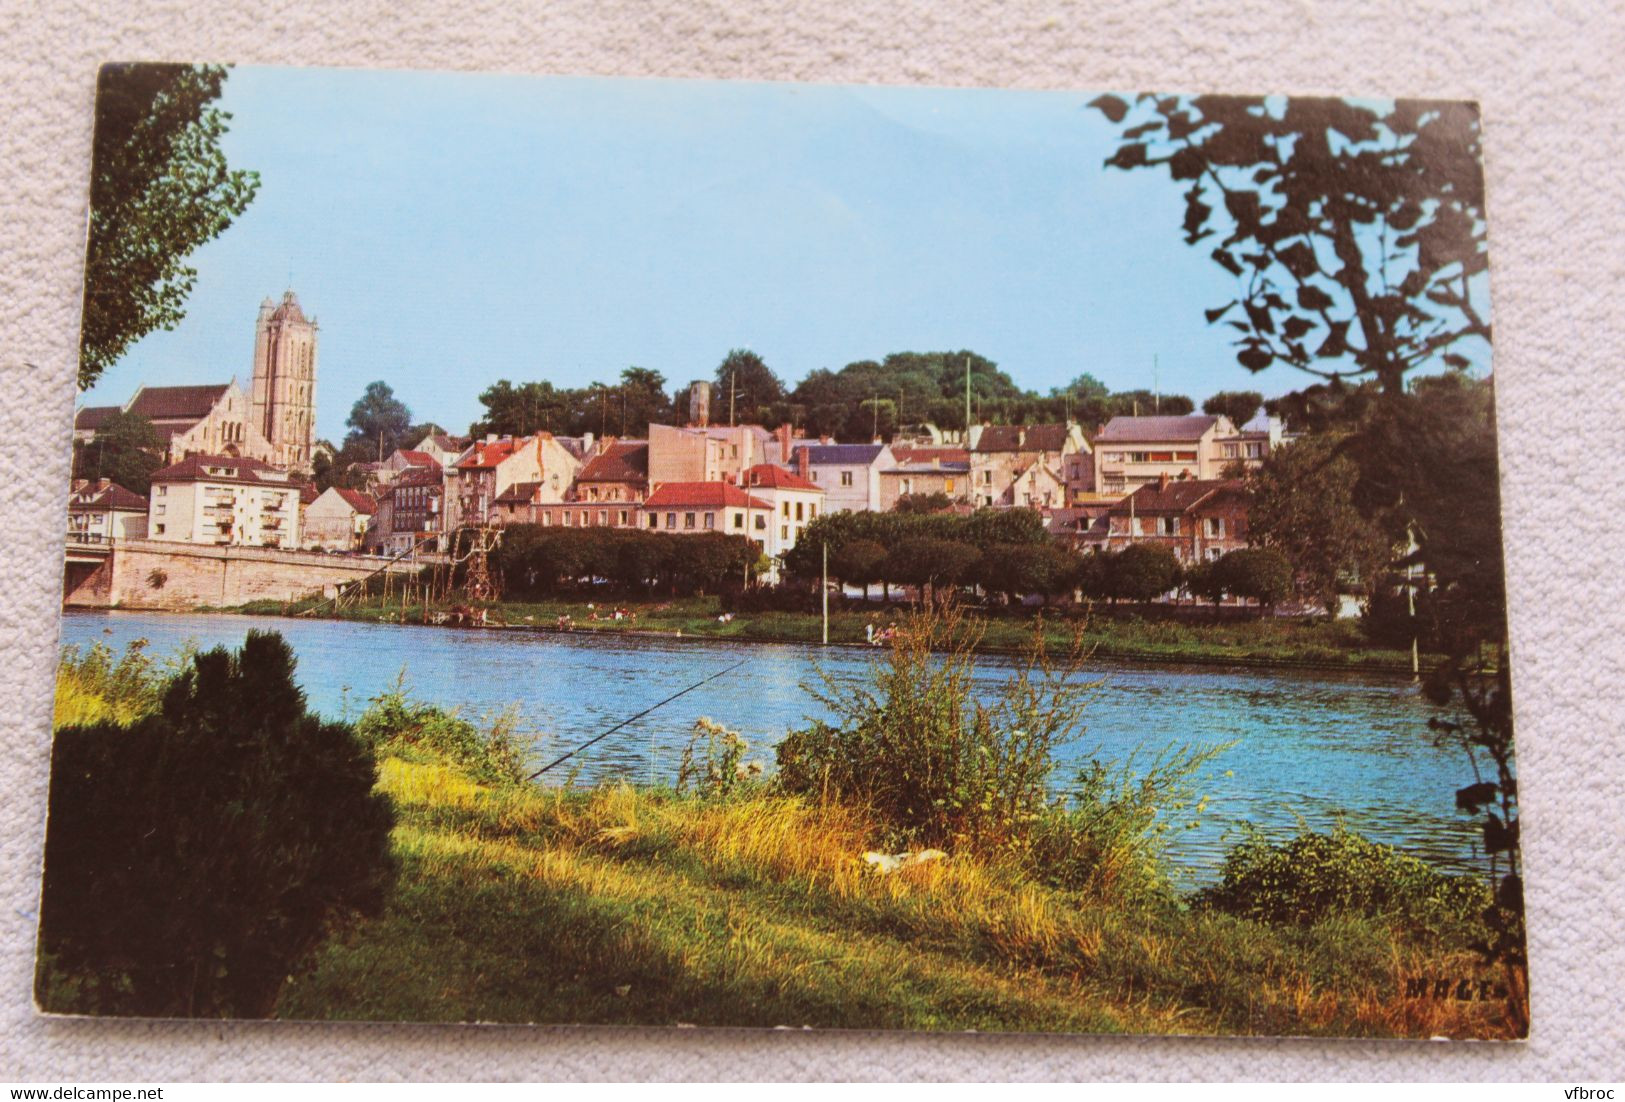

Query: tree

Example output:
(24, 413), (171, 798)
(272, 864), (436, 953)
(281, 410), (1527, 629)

(831, 539), (887, 600)
(1092, 95), (1488, 396)
(73, 411), (163, 496)
(1249, 433), (1395, 612)
(1215, 548), (1294, 611)
(78, 64), (260, 389)
(1109, 544), (1181, 605)
(38, 632), (394, 1017)
(893, 492), (954, 515)
(344, 381), (413, 459)
(1203, 389), (1265, 427)
(617, 366), (675, 435)
(714, 349), (784, 423)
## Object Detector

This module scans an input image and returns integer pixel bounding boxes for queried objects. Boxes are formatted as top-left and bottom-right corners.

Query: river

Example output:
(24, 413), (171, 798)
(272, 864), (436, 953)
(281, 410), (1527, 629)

(58, 609), (1485, 885)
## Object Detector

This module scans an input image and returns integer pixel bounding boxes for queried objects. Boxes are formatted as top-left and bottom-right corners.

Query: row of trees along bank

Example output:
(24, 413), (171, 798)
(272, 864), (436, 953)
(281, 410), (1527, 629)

(462, 511), (1295, 613)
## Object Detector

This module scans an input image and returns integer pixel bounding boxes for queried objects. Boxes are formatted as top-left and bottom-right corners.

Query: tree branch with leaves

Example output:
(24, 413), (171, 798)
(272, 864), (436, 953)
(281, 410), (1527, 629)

(1090, 94), (1489, 395)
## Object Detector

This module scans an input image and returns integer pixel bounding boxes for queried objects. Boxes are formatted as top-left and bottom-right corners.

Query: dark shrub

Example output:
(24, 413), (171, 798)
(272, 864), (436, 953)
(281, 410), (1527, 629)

(38, 631), (395, 1018)
(1198, 826), (1490, 946)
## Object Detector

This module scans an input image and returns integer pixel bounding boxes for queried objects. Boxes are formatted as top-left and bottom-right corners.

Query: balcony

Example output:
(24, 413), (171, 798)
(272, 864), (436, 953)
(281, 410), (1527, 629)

(65, 530), (107, 545)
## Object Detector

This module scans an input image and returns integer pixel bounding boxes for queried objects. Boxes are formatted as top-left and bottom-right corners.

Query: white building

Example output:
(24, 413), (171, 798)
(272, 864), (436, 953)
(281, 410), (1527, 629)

(146, 453), (304, 548)
(787, 442), (896, 513)
(303, 486), (377, 551)
(66, 479), (148, 544)
(740, 463), (825, 570)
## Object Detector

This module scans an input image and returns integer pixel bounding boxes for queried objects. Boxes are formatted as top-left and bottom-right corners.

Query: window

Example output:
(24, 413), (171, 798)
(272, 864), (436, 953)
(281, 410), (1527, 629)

(1222, 443), (1239, 458)
(684, 512), (696, 529)
(541, 511), (551, 526)
(840, 470), (853, 486)
(156, 485), (166, 496)
(780, 524), (788, 540)
(1157, 516), (1180, 536)
(562, 510), (572, 526)
(155, 504), (165, 515)
(782, 501), (790, 518)
(795, 501), (804, 521)
(666, 512), (677, 529)
(1246, 443), (1264, 459)
(979, 470), (991, 485)
(810, 504), (817, 518)
(647, 513), (658, 529)
(1206, 517), (1223, 537)
(704, 512), (715, 530)
(901, 478), (912, 495)
(619, 510), (629, 526)
(944, 478), (954, 493)
(754, 515), (766, 531)
(733, 512), (744, 530)
(154, 523), (165, 535)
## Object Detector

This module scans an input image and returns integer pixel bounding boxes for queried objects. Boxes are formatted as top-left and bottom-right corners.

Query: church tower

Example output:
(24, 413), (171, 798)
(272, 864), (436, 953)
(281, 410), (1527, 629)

(250, 290), (318, 472)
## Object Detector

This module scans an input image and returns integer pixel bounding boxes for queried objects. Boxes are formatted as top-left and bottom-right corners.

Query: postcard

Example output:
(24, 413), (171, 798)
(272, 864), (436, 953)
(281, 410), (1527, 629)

(41, 63), (1523, 1037)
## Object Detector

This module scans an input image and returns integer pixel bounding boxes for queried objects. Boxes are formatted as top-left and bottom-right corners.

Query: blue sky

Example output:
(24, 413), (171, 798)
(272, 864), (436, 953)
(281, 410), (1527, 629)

(80, 67), (1487, 442)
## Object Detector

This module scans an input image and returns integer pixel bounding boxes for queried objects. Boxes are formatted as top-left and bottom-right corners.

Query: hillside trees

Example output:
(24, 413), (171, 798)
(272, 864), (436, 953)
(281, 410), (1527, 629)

(73, 411), (164, 496)
(78, 64), (260, 389)
(344, 381), (413, 459)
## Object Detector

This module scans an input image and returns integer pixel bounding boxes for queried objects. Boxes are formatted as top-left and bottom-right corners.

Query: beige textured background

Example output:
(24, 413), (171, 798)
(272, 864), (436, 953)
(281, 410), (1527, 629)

(3, 0), (1621, 1081)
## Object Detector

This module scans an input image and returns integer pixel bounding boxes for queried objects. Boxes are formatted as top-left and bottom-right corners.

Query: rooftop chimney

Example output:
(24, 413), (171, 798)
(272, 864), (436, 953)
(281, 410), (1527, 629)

(796, 446), (810, 479)
(1158, 471), (1170, 492)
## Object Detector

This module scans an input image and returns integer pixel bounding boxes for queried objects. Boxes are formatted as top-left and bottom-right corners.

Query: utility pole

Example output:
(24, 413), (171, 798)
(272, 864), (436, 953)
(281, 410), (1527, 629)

(730, 371), (737, 427)
(872, 393), (879, 441)
(1153, 354), (1160, 414)
(964, 355), (972, 440)
(821, 541), (830, 645)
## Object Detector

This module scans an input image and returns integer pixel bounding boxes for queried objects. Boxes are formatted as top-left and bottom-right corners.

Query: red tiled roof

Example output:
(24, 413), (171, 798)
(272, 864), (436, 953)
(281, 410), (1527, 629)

(68, 479), (147, 511)
(396, 449), (438, 467)
(458, 437), (538, 470)
(127, 384), (230, 422)
(493, 481), (542, 505)
(1094, 415), (1219, 444)
(149, 453), (295, 488)
(74, 406), (122, 433)
(644, 482), (771, 510)
(890, 446), (969, 466)
(392, 466), (444, 488)
(971, 424), (1075, 453)
(1108, 479), (1248, 515)
(579, 441), (649, 483)
(334, 488), (376, 514)
(741, 463), (822, 492)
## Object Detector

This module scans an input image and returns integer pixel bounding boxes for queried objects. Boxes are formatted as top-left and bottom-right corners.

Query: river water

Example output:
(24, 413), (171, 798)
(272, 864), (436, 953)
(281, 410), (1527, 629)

(58, 609), (1485, 885)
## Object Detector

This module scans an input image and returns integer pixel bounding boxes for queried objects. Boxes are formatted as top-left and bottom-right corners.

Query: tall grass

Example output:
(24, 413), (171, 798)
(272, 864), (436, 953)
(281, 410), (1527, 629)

(53, 639), (189, 728)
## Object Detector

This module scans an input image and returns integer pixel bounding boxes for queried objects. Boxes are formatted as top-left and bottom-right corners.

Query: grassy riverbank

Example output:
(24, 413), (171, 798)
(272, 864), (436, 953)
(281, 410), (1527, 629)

(273, 751), (1514, 1036)
(231, 593), (1431, 674)
(46, 635), (1520, 1036)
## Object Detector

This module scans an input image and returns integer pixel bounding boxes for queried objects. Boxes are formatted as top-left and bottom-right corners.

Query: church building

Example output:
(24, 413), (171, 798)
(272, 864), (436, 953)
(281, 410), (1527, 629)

(72, 291), (320, 475)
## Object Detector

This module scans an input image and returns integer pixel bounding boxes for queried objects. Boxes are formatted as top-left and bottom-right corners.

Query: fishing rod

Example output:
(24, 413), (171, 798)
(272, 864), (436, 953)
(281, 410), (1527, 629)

(527, 658), (749, 780)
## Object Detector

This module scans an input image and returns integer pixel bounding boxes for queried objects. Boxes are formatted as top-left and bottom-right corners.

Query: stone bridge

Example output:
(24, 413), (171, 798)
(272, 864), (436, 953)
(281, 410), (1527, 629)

(63, 537), (436, 611)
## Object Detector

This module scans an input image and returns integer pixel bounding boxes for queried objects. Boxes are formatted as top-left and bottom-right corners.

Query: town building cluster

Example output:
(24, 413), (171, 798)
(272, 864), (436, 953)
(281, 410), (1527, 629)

(68, 293), (1291, 576)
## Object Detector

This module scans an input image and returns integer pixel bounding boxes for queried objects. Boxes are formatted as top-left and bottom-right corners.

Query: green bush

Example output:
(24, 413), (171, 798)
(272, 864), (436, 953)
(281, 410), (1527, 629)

(38, 631), (395, 1017)
(776, 603), (1097, 855)
(1198, 826), (1490, 946)
(1026, 744), (1227, 904)
(354, 676), (525, 786)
